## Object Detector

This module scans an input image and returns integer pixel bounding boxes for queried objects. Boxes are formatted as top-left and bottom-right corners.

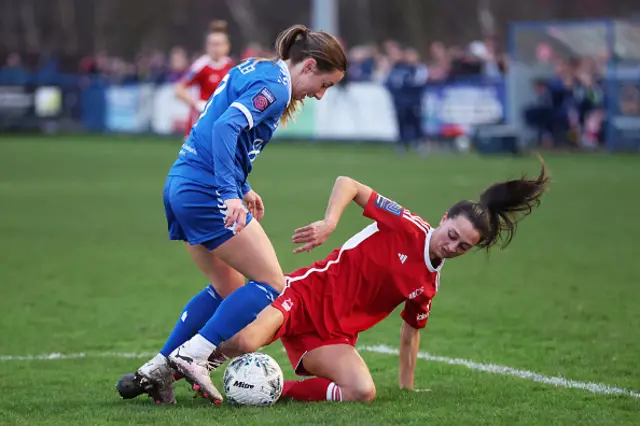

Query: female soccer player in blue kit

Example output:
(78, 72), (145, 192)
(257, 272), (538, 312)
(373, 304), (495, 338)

(133, 25), (347, 404)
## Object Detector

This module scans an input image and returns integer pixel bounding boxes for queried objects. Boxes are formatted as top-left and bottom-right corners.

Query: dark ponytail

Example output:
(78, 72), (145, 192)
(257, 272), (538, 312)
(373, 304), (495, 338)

(274, 25), (309, 61)
(448, 158), (550, 251)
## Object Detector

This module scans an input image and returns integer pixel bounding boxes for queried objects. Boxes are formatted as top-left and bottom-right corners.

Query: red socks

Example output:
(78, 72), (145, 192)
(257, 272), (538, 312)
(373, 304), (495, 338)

(282, 378), (343, 402)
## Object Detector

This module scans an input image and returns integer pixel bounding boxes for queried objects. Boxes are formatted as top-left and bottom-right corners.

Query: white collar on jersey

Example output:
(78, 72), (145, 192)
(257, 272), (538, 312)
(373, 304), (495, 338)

(275, 59), (293, 106)
(424, 228), (445, 273)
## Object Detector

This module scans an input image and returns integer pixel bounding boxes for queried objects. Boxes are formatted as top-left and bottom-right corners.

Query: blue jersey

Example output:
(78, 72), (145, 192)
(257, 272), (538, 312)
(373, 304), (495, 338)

(169, 59), (292, 201)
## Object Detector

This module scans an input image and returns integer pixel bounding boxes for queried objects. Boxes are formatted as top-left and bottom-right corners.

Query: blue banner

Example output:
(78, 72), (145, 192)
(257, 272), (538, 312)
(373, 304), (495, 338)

(105, 85), (153, 133)
(422, 80), (506, 137)
(605, 64), (640, 152)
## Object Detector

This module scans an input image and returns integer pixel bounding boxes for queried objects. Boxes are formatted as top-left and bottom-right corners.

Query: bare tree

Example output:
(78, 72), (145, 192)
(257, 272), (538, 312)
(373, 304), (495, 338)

(225, 0), (266, 44)
(355, 0), (374, 43)
(20, 0), (41, 53)
(477, 0), (496, 37)
(1, 0), (19, 52)
(58, 0), (79, 54)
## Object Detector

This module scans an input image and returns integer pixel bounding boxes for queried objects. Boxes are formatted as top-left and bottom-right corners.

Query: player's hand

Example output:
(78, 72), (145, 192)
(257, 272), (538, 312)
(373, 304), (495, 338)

(195, 100), (207, 112)
(243, 190), (265, 221)
(292, 219), (336, 254)
(223, 198), (247, 233)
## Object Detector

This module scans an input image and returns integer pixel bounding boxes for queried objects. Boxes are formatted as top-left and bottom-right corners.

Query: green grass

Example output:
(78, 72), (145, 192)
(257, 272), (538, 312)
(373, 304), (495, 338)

(0, 135), (638, 425)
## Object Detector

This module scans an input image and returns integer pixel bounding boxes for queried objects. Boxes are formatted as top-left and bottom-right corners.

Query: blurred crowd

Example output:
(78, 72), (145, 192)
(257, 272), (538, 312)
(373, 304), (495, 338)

(524, 54), (607, 149)
(0, 37), (608, 149)
(0, 44), (277, 86)
(0, 37), (507, 85)
(346, 38), (507, 84)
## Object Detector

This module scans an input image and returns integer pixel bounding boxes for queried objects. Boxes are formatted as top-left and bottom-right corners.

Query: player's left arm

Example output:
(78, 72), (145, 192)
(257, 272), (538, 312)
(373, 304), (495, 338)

(398, 298), (432, 390)
(399, 320), (421, 390)
(210, 79), (287, 202)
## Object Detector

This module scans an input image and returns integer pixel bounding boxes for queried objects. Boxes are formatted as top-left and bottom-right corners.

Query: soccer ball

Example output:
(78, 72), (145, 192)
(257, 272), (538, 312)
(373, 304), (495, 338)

(222, 352), (284, 406)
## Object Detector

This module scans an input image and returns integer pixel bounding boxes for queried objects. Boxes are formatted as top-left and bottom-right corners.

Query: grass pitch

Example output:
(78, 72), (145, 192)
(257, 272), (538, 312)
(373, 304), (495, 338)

(0, 135), (638, 425)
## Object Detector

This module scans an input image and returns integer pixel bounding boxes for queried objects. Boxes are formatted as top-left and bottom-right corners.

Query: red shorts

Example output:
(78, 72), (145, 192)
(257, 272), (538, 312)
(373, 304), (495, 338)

(271, 289), (358, 376)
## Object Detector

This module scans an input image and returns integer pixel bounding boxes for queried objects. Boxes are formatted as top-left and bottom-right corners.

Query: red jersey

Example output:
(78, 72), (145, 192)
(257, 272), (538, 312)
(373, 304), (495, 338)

(276, 191), (444, 342)
(181, 55), (234, 135)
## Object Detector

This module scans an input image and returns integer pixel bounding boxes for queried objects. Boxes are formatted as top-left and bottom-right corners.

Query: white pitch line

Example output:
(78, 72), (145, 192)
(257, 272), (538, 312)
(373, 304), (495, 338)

(359, 345), (640, 399)
(0, 351), (155, 361)
(1, 346), (638, 399)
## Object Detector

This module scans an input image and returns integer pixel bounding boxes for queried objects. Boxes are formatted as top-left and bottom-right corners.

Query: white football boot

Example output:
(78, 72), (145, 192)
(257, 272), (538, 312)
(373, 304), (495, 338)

(168, 341), (225, 404)
(136, 354), (176, 404)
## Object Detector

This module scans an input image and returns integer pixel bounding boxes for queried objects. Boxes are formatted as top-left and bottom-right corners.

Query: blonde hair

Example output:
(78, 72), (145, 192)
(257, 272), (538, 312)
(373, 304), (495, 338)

(272, 24), (346, 126)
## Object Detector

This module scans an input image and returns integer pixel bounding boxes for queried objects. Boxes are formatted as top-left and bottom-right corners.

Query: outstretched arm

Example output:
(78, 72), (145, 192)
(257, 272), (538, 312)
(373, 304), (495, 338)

(398, 320), (420, 390)
(291, 176), (372, 253)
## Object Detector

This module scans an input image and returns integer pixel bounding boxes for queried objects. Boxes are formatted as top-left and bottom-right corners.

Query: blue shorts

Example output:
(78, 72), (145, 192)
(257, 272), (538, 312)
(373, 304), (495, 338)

(163, 176), (253, 251)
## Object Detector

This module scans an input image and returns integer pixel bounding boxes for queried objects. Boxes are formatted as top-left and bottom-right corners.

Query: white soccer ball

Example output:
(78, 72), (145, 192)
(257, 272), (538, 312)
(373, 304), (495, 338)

(223, 352), (284, 406)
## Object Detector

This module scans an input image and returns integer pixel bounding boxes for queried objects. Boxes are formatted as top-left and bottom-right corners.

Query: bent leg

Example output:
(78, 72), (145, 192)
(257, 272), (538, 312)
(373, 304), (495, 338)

(158, 244), (245, 357)
(185, 243), (245, 298)
(212, 219), (285, 292)
(217, 305), (285, 358)
(195, 220), (286, 348)
(283, 344), (376, 403)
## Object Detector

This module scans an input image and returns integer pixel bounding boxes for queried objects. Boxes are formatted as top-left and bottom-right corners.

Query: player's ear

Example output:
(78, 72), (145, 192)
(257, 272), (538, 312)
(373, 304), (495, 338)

(440, 212), (448, 226)
(303, 57), (317, 74)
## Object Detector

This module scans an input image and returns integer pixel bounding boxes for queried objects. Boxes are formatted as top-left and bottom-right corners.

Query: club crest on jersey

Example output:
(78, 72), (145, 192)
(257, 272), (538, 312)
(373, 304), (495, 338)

(374, 194), (402, 216)
(252, 87), (276, 112)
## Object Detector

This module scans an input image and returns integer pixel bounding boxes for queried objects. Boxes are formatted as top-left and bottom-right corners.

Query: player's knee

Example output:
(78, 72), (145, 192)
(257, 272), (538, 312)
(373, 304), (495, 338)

(345, 381), (376, 403)
(258, 272), (285, 293)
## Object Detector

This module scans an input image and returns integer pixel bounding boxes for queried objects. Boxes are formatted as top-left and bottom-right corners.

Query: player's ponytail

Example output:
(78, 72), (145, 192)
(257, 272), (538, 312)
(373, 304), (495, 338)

(447, 157), (549, 251)
(275, 24), (308, 61)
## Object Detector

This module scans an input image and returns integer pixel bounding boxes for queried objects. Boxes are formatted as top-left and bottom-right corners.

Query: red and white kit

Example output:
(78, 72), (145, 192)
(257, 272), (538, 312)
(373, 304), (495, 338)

(181, 55), (233, 136)
(272, 191), (444, 375)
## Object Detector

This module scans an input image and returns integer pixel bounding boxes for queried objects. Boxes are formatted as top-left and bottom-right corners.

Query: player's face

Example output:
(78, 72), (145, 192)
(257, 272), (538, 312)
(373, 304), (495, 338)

(206, 33), (230, 60)
(292, 58), (344, 101)
(432, 215), (480, 259)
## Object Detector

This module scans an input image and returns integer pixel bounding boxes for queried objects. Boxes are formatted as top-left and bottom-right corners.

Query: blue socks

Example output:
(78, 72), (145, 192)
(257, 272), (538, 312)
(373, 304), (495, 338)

(198, 280), (280, 346)
(159, 284), (222, 357)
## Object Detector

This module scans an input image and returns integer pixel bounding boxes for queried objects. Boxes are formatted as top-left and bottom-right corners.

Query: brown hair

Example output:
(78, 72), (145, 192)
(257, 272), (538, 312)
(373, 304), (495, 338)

(447, 157), (550, 251)
(209, 20), (228, 35)
(273, 24), (347, 125)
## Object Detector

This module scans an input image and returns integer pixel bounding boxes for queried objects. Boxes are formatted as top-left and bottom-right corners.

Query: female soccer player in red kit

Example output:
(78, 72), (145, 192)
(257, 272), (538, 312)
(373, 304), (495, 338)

(209, 164), (549, 403)
(117, 162), (548, 404)
(175, 20), (234, 138)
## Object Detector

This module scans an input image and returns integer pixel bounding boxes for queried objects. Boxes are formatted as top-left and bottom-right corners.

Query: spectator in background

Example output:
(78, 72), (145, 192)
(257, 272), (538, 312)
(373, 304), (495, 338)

(448, 44), (482, 80)
(167, 46), (189, 82)
(1, 52), (30, 85)
(147, 50), (168, 84)
(385, 47), (428, 154)
(468, 38), (503, 79)
(574, 61), (605, 148)
(346, 45), (376, 82)
(427, 41), (449, 82)
(547, 58), (580, 146)
(524, 78), (554, 147)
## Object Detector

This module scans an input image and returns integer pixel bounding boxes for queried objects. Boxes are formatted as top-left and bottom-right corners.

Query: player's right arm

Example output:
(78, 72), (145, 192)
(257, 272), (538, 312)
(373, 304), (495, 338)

(292, 176), (372, 253)
(175, 58), (206, 111)
(292, 176), (414, 253)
